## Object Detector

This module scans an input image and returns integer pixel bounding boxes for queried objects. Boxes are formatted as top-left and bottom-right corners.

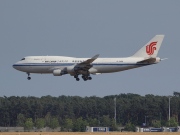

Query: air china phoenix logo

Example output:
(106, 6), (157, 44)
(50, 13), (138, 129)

(146, 42), (157, 55)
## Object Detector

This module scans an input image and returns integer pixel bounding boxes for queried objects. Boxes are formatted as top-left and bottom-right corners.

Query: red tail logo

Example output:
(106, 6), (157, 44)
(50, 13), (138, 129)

(146, 42), (157, 55)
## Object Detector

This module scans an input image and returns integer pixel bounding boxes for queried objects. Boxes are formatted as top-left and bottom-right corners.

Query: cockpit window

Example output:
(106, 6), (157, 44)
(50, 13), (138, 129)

(21, 58), (25, 60)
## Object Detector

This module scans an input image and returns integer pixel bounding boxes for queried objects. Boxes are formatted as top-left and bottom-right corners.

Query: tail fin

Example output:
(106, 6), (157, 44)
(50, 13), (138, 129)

(132, 35), (164, 58)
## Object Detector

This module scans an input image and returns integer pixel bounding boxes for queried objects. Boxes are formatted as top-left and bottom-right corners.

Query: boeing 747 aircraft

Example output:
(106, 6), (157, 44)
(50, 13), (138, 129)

(13, 35), (165, 81)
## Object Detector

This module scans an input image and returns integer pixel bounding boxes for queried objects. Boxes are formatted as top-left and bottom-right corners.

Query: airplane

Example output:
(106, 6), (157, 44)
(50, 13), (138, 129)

(13, 35), (165, 81)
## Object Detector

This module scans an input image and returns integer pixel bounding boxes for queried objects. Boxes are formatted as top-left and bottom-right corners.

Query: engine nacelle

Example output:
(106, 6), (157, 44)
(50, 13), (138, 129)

(89, 68), (98, 74)
(53, 69), (62, 76)
(66, 66), (75, 73)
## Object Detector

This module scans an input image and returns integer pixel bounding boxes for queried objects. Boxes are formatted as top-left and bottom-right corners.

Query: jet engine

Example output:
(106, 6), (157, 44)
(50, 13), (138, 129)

(53, 69), (63, 76)
(66, 66), (75, 74)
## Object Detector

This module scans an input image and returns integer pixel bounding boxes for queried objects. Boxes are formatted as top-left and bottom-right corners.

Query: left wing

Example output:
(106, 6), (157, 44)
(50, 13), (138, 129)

(74, 54), (99, 72)
(80, 54), (99, 64)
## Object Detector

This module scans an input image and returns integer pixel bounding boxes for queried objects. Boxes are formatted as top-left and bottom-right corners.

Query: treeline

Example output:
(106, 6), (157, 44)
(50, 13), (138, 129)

(0, 92), (180, 131)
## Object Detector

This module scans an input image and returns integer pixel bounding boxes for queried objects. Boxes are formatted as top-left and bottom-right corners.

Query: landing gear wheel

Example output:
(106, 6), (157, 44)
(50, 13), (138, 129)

(74, 74), (80, 81)
(82, 75), (91, 81)
(27, 73), (31, 80)
(83, 77), (87, 81)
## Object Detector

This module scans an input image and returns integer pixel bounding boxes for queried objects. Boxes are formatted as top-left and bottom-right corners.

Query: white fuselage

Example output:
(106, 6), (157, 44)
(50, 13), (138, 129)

(13, 56), (152, 75)
(12, 35), (164, 81)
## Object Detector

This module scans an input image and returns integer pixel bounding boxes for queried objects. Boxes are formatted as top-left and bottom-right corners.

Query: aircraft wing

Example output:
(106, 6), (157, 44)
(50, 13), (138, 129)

(80, 54), (99, 64)
(74, 54), (99, 72)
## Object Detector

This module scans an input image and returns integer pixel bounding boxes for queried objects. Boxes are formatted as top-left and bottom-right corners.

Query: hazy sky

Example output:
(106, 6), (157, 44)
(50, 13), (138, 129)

(0, 0), (179, 97)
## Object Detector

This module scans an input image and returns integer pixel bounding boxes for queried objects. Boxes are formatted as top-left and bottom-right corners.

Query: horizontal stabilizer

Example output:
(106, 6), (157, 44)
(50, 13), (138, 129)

(137, 58), (156, 64)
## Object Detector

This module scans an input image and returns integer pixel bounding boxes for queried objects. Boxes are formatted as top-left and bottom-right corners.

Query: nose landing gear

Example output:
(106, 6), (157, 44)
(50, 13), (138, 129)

(27, 73), (31, 80)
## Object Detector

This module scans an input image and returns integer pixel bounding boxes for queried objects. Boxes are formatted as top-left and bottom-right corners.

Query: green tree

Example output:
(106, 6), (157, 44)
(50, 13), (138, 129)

(111, 119), (118, 131)
(124, 121), (136, 132)
(152, 120), (161, 128)
(49, 118), (59, 129)
(35, 118), (45, 129)
(73, 117), (88, 132)
(24, 118), (34, 130)
(173, 91), (180, 97)
(1, 94), (180, 129)
(87, 118), (99, 127)
(17, 113), (25, 127)
(64, 118), (73, 131)
(101, 115), (111, 127)
(45, 112), (51, 127)
(166, 117), (178, 127)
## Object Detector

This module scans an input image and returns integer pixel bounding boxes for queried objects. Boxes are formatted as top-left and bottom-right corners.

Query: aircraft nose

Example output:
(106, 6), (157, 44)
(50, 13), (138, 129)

(12, 63), (18, 70)
(13, 64), (16, 69)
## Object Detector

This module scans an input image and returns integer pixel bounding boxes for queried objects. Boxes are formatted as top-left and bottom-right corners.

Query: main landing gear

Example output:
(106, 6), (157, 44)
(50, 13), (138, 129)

(82, 75), (92, 81)
(74, 75), (92, 81)
(27, 73), (31, 80)
(74, 75), (80, 81)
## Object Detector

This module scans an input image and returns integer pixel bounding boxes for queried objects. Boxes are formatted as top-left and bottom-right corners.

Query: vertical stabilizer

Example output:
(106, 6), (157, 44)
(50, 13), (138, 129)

(132, 35), (164, 58)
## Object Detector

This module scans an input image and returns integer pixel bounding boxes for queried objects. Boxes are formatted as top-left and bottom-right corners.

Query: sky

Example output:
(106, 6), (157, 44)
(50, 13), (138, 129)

(0, 0), (179, 97)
